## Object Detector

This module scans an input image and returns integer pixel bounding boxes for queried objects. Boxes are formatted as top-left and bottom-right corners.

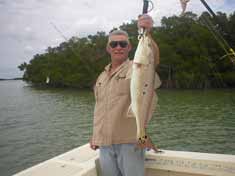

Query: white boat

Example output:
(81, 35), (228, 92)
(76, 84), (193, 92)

(46, 77), (50, 84)
(14, 143), (235, 176)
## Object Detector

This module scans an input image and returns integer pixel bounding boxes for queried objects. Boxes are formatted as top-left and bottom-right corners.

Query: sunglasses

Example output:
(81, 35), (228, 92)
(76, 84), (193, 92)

(109, 41), (128, 48)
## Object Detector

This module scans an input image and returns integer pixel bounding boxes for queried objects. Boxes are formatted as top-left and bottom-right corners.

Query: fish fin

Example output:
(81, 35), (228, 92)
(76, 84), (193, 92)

(145, 73), (161, 126)
(147, 136), (160, 153)
(133, 57), (149, 65)
(145, 92), (156, 126)
(135, 135), (160, 153)
(127, 105), (135, 118)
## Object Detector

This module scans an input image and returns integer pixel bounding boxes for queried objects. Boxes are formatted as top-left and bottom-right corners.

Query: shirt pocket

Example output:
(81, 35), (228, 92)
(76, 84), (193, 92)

(114, 73), (130, 96)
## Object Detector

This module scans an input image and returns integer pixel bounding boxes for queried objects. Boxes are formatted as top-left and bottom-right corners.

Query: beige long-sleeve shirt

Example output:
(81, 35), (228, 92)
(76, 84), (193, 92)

(92, 59), (160, 146)
(92, 59), (137, 146)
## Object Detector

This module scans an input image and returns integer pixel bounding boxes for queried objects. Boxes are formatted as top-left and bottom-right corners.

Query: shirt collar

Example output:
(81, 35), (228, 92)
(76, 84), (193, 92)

(104, 59), (130, 75)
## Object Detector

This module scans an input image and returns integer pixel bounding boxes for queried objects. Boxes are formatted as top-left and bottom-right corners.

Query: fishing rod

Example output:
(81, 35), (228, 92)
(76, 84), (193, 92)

(139, 0), (154, 38)
(138, 0), (149, 37)
(199, 0), (235, 64)
(200, 0), (217, 20)
(143, 0), (149, 14)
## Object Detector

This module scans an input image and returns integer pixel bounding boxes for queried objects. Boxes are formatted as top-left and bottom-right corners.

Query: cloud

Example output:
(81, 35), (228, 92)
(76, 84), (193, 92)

(25, 26), (32, 32)
(24, 45), (34, 52)
(0, 0), (233, 78)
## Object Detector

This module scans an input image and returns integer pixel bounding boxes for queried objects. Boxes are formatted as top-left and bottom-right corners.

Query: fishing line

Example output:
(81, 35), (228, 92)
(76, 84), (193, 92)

(181, 0), (235, 65)
(147, 0), (154, 13)
(179, 0), (234, 88)
(172, 14), (226, 88)
(199, 0), (235, 64)
(190, 1), (234, 105)
(49, 21), (95, 78)
(192, 17), (227, 88)
(50, 22), (69, 41)
(200, 16), (235, 104)
(200, 14), (234, 63)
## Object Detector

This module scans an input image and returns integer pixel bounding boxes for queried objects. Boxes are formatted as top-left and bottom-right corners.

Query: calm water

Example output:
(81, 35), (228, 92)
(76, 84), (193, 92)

(0, 80), (235, 176)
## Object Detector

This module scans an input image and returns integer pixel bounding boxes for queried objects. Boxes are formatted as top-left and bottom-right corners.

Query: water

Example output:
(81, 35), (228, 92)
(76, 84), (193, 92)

(0, 80), (235, 176)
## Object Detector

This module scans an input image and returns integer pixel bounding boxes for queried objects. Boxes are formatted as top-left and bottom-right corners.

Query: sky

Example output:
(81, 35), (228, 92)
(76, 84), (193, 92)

(0, 0), (234, 78)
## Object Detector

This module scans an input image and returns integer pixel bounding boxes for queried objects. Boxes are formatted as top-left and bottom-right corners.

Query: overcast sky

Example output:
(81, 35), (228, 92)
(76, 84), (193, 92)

(0, 0), (234, 78)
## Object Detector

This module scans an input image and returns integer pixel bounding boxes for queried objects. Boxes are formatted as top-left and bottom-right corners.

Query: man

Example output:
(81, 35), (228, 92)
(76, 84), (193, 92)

(90, 15), (159, 176)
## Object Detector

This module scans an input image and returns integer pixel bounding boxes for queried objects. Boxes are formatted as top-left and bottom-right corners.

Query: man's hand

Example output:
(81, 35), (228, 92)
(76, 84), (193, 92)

(138, 14), (154, 32)
(89, 138), (99, 150)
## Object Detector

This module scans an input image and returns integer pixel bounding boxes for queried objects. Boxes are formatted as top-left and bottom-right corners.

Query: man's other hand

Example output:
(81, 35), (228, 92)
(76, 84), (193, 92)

(89, 138), (99, 150)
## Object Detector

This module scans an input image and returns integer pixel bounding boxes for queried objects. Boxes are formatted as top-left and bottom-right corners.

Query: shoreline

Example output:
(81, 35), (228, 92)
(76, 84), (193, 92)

(0, 78), (23, 81)
(1, 79), (235, 90)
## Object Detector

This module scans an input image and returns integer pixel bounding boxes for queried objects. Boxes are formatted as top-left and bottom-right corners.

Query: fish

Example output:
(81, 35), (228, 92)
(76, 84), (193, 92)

(180, 0), (190, 16)
(130, 32), (161, 150)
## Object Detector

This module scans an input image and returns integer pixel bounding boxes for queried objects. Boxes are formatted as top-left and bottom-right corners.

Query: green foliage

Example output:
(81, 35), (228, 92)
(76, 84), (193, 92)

(19, 11), (235, 89)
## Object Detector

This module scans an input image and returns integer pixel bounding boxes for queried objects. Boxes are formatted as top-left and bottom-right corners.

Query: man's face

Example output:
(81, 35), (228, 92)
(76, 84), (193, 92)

(107, 35), (131, 63)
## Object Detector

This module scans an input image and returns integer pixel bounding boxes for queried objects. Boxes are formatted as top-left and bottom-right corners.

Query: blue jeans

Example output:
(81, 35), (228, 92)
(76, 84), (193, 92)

(99, 144), (145, 176)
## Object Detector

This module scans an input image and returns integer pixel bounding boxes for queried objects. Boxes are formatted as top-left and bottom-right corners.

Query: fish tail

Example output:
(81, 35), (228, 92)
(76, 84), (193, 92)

(137, 128), (147, 144)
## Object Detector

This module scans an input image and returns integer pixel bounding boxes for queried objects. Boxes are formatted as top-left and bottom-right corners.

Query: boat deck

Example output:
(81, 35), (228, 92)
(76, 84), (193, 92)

(14, 144), (235, 176)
